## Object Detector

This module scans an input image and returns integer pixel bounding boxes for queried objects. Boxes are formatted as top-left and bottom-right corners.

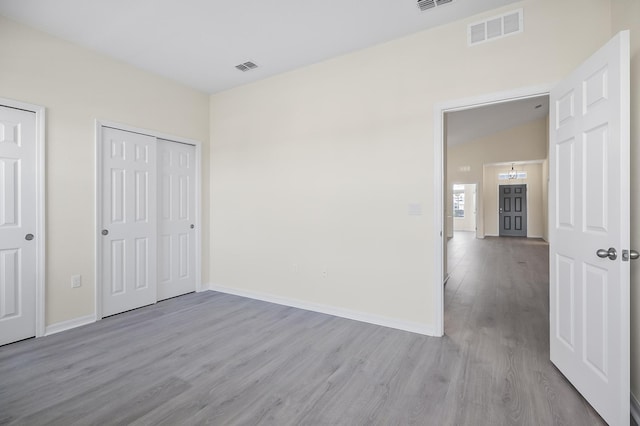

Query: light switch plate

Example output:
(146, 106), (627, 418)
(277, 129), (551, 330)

(71, 275), (82, 288)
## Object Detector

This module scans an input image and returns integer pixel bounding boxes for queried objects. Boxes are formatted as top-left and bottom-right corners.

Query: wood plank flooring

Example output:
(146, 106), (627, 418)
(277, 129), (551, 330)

(0, 233), (614, 425)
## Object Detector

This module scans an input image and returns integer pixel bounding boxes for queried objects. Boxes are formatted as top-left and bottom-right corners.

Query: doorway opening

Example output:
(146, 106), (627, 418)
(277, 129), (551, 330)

(441, 93), (550, 335)
(434, 32), (631, 425)
(433, 85), (552, 337)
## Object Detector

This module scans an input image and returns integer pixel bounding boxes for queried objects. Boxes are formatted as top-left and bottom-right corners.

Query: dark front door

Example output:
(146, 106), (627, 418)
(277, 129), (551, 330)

(499, 184), (527, 237)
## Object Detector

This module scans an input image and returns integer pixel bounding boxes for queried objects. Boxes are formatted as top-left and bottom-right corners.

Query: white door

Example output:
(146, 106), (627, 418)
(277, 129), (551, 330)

(157, 140), (196, 300)
(101, 127), (157, 317)
(549, 31), (630, 426)
(0, 106), (37, 345)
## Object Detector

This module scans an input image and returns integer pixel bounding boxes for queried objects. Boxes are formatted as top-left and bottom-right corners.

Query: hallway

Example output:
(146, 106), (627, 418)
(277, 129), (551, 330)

(444, 231), (610, 425)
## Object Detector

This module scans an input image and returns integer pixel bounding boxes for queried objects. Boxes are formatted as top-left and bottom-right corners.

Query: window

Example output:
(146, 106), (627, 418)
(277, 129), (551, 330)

(453, 185), (465, 218)
(498, 171), (527, 180)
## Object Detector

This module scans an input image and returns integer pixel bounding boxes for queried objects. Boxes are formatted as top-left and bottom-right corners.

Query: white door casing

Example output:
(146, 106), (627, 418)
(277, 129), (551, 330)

(158, 140), (196, 300)
(549, 31), (630, 426)
(0, 105), (38, 345)
(101, 127), (157, 317)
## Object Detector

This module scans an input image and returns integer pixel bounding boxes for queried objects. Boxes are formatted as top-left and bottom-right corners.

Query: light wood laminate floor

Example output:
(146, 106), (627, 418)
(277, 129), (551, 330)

(0, 233), (617, 425)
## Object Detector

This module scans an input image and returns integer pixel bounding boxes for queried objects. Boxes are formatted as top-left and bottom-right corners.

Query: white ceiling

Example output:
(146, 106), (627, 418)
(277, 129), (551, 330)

(0, 0), (520, 94)
(446, 95), (550, 147)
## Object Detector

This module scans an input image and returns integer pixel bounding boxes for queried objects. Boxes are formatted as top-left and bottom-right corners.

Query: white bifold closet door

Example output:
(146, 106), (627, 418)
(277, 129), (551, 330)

(0, 106), (37, 345)
(101, 127), (157, 317)
(157, 139), (196, 300)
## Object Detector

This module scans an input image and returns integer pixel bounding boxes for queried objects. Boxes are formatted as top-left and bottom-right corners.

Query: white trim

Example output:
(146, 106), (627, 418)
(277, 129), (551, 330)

(433, 84), (553, 338)
(631, 393), (640, 424)
(0, 97), (46, 338)
(95, 119), (203, 320)
(486, 159), (546, 167)
(44, 314), (96, 336)
(97, 120), (202, 147)
(193, 143), (203, 292)
(209, 284), (437, 336)
(433, 100), (445, 336)
(94, 122), (103, 320)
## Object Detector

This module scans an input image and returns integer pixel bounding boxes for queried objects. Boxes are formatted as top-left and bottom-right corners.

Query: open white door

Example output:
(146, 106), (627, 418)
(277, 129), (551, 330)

(101, 127), (157, 317)
(549, 31), (630, 426)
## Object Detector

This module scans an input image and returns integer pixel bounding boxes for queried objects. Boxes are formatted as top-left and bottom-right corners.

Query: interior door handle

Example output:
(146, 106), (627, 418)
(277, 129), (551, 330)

(630, 250), (639, 260)
(596, 247), (617, 261)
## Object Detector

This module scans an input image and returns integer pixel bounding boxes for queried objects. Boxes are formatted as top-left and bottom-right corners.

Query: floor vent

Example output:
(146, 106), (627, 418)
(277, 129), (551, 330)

(468, 9), (523, 46)
(235, 61), (258, 72)
(417, 0), (453, 12)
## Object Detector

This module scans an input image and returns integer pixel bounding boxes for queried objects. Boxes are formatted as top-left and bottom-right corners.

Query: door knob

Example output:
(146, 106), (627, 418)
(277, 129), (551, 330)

(596, 247), (617, 261)
(25, 234), (34, 241)
(102, 229), (109, 236)
(630, 250), (639, 260)
(190, 224), (195, 229)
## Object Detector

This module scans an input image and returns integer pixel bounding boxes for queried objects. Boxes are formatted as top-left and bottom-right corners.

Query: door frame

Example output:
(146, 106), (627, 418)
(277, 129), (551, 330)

(432, 84), (552, 337)
(94, 120), (203, 320)
(0, 97), (46, 338)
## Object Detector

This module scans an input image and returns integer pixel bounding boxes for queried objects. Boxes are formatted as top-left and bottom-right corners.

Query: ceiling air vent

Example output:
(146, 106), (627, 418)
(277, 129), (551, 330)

(235, 61), (258, 72)
(417, 0), (453, 12)
(468, 9), (523, 46)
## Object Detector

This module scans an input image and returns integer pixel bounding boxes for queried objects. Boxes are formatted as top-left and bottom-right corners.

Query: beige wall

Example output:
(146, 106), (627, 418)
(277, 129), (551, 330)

(448, 118), (548, 238)
(611, 0), (640, 405)
(0, 16), (210, 325)
(210, 0), (611, 328)
(483, 163), (544, 237)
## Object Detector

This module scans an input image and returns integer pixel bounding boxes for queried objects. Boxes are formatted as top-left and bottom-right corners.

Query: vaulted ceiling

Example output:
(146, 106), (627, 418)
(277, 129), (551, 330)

(447, 96), (550, 147)
(0, 0), (520, 93)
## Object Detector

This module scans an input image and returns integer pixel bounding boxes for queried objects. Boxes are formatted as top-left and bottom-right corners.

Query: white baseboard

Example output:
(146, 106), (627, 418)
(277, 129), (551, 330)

(208, 283), (437, 336)
(632, 393), (640, 424)
(44, 314), (96, 336)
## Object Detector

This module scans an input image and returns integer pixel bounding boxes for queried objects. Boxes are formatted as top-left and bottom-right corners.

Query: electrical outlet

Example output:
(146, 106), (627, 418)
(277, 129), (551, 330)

(71, 275), (82, 288)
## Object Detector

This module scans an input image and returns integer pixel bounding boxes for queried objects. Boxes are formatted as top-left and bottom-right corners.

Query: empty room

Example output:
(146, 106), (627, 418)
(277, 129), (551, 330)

(0, 0), (639, 424)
